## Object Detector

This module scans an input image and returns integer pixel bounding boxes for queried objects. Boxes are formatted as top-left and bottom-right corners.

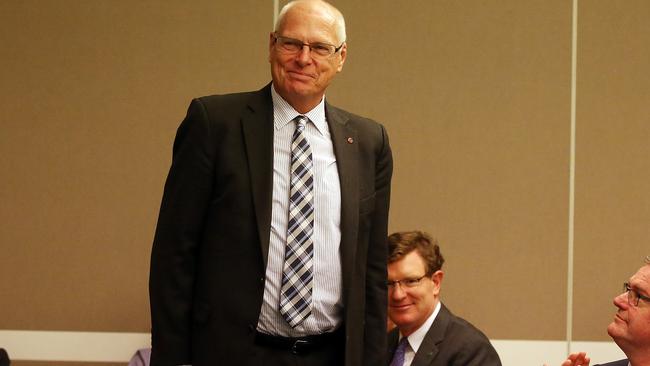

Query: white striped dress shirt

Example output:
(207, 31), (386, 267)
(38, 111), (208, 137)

(256, 85), (343, 336)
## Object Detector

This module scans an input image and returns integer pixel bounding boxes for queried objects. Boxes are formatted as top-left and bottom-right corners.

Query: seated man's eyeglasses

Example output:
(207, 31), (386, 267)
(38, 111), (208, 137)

(273, 33), (344, 58)
(623, 282), (650, 306)
(386, 275), (427, 290)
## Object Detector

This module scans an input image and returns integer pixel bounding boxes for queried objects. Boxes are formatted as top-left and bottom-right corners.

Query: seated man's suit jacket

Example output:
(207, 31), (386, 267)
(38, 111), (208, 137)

(595, 360), (629, 366)
(387, 304), (501, 366)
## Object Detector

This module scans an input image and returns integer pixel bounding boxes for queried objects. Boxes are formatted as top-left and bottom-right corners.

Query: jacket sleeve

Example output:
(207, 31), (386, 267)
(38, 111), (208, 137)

(149, 99), (216, 366)
(363, 123), (393, 365)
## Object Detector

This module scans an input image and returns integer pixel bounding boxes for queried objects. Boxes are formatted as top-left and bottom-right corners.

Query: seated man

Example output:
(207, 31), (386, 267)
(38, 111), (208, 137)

(556, 256), (650, 366)
(386, 231), (501, 366)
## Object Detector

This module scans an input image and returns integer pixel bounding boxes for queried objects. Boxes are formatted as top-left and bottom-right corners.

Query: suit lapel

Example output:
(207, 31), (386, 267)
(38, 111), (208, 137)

(325, 103), (358, 301)
(241, 84), (274, 267)
(411, 304), (452, 366)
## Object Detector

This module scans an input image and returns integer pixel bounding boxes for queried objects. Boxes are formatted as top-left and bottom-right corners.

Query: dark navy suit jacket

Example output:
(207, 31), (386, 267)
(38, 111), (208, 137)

(387, 303), (501, 366)
(595, 360), (628, 366)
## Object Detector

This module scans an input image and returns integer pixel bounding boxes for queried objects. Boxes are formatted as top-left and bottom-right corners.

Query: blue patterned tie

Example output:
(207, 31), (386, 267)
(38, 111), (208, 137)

(390, 337), (409, 366)
(280, 116), (314, 328)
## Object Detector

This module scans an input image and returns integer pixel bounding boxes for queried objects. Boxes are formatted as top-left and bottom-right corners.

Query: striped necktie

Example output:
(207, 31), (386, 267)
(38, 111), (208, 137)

(279, 115), (314, 327)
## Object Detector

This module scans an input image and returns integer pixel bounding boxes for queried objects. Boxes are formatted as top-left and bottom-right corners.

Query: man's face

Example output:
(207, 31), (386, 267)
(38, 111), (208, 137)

(269, 3), (346, 112)
(387, 251), (442, 336)
(607, 264), (650, 353)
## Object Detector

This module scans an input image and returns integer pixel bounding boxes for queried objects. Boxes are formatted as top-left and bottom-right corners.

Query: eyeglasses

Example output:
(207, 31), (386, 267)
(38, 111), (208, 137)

(273, 34), (344, 58)
(386, 275), (427, 290)
(623, 282), (650, 306)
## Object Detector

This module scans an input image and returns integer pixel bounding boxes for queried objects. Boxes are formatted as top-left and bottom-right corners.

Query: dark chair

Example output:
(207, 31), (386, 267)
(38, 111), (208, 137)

(0, 348), (10, 366)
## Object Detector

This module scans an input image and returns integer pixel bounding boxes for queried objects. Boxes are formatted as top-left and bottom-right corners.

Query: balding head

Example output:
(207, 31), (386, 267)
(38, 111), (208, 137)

(275, 0), (346, 44)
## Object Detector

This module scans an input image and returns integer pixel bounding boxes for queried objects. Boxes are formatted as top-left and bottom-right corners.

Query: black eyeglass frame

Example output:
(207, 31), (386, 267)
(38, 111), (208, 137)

(623, 282), (650, 306)
(272, 33), (345, 57)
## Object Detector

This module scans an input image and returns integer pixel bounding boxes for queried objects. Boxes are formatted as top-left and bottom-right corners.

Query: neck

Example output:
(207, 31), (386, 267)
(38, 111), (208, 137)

(287, 96), (322, 114)
(629, 354), (650, 366)
(273, 87), (323, 114)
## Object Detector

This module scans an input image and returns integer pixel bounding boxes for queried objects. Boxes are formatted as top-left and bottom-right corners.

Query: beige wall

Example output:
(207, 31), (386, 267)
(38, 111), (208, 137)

(333, 0), (573, 340)
(573, 0), (650, 340)
(1, 0), (648, 364)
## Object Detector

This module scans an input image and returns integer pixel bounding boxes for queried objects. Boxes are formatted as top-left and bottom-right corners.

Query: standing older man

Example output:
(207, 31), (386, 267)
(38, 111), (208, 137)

(556, 256), (650, 366)
(148, 1), (392, 365)
(386, 231), (501, 366)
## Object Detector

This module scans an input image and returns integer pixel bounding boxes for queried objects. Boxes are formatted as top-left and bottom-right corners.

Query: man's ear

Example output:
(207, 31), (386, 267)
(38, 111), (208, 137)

(268, 32), (276, 62)
(336, 43), (347, 72)
(431, 270), (444, 294)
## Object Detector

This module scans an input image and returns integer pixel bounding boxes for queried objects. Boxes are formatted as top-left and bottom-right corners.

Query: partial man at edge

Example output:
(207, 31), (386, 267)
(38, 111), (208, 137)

(549, 256), (650, 366)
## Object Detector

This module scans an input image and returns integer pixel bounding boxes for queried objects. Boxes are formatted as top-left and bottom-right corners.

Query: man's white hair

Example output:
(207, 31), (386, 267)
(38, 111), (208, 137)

(275, 0), (346, 45)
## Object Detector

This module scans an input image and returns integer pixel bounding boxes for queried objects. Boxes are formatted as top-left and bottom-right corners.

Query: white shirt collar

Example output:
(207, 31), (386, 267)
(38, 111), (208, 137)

(400, 301), (442, 353)
(270, 83), (327, 136)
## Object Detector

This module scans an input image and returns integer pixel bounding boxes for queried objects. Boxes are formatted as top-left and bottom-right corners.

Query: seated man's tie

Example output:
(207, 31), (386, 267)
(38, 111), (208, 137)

(390, 337), (409, 366)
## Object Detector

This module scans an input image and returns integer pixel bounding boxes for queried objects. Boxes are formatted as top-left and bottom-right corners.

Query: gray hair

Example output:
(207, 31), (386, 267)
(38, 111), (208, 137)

(645, 255), (650, 264)
(275, 0), (346, 44)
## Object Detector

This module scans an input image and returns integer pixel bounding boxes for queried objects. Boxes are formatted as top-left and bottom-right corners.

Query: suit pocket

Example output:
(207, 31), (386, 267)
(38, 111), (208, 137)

(359, 193), (376, 215)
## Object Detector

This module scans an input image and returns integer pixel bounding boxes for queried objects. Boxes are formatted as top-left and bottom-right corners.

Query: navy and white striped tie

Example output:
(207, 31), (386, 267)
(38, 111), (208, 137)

(280, 115), (315, 327)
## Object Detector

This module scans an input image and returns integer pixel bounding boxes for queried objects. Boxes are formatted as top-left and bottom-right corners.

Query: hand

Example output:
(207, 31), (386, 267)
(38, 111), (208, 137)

(555, 352), (591, 366)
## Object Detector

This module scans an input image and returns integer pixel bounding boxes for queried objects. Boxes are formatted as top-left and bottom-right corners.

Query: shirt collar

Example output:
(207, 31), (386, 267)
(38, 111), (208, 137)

(400, 301), (442, 353)
(271, 83), (328, 136)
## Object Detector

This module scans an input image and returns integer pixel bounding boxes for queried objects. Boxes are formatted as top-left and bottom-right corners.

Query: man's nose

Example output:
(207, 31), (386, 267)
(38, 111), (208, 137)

(613, 292), (629, 309)
(296, 45), (313, 65)
(390, 285), (407, 300)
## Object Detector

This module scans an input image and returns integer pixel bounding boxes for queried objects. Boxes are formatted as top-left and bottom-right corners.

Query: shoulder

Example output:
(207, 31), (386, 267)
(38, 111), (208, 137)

(441, 306), (495, 349)
(326, 103), (387, 131)
(194, 86), (271, 116)
(174, 86), (271, 142)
